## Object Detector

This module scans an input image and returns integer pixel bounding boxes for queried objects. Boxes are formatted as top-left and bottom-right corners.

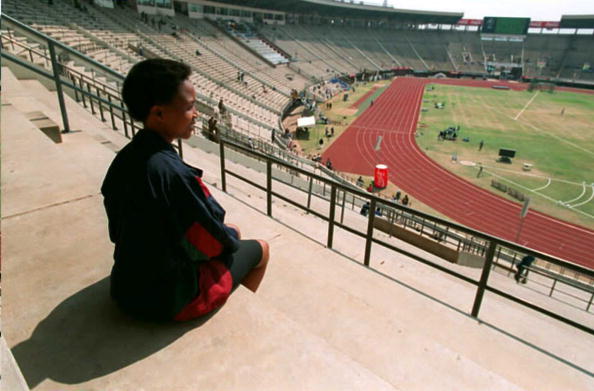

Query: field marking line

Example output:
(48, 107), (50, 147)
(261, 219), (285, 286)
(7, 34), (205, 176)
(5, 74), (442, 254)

(485, 168), (594, 220)
(568, 184), (594, 208)
(517, 120), (594, 157)
(485, 169), (557, 202)
(563, 182), (587, 204)
(496, 91), (594, 156)
(514, 91), (539, 120)
(531, 177), (551, 192)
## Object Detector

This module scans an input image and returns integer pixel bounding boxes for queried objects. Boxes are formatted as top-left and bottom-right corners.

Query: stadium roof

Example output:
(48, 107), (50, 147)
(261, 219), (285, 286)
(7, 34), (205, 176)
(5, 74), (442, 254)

(208, 0), (463, 24)
(560, 15), (594, 29)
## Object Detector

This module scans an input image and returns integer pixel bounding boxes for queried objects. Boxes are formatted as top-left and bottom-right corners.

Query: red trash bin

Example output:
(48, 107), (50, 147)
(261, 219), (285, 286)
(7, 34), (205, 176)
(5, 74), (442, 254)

(374, 164), (388, 189)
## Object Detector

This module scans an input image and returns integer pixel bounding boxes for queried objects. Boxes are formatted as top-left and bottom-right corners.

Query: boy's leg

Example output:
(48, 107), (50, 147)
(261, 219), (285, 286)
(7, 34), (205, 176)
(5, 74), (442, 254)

(225, 223), (241, 239)
(241, 240), (270, 292)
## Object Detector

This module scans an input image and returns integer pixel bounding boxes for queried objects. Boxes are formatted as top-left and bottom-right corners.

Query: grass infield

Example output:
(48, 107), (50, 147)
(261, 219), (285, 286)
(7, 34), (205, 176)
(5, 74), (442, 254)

(416, 84), (594, 229)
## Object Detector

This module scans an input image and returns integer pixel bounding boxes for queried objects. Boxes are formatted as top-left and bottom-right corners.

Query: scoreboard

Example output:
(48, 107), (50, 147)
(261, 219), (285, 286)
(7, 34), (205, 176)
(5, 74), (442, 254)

(482, 17), (530, 35)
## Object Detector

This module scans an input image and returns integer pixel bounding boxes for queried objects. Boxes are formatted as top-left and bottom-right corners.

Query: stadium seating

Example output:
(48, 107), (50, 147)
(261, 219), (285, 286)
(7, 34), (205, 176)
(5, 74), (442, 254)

(3, 63), (594, 390)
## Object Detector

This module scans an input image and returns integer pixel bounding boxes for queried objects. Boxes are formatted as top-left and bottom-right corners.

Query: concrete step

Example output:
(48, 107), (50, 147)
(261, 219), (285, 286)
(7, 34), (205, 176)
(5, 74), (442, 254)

(2, 65), (396, 391)
(3, 193), (396, 391)
(181, 137), (594, 391)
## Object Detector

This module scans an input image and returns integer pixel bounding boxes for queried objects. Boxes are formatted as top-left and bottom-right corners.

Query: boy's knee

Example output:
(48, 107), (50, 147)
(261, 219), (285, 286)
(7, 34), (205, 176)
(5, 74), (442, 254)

(257, 240), (270, 266)
(226, 224), (241, 239)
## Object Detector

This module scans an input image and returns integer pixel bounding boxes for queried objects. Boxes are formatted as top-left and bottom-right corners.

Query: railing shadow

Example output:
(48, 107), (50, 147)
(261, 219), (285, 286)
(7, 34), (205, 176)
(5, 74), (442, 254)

(11, 277), (214, 388)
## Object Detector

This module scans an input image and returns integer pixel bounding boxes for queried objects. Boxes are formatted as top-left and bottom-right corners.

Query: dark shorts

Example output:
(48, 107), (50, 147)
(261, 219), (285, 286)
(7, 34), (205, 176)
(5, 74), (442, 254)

(174, 239), (263, 321)
(227, 239), (263, 288)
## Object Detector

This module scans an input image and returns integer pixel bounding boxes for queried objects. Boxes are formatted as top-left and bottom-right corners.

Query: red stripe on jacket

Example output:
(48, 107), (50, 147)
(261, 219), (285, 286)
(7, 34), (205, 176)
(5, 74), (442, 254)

(185, 222), (223, 259)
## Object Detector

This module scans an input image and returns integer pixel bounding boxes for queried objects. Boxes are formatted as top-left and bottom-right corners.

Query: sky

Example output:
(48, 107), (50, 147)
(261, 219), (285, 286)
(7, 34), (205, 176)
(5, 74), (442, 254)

(371, 0), (594, 20)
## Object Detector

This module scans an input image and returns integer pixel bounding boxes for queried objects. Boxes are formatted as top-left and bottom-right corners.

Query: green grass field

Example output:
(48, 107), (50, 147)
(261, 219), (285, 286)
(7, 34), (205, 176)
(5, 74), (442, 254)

(416, 84), (594, 229)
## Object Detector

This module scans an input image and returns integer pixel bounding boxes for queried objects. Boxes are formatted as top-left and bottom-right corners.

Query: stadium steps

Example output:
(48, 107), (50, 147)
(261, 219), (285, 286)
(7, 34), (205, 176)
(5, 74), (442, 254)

(3, 62), (594, 390)
(1, 66), (399, 390)
(90, 5), (283, 123)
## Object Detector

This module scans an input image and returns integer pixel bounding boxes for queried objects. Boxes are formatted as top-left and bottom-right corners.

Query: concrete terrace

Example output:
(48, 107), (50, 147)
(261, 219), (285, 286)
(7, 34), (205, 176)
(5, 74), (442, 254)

(2, 67), (594, 390)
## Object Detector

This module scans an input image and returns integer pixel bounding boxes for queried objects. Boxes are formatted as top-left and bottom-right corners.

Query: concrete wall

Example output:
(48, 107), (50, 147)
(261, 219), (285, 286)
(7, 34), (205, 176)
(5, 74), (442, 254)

(457, 252), (485, 268)
(374, 217), (459, 263)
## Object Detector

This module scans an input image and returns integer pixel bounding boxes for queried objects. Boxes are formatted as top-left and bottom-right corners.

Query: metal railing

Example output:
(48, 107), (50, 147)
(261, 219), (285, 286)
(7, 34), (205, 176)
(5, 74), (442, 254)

(1, 13), (184, 156)
(218, 137), (594, 335)
(277, 163), (594, 311)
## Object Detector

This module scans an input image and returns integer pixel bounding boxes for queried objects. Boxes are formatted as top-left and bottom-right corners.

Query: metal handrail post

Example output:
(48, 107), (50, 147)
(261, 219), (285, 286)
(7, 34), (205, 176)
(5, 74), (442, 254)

(88, 83), (96, 115)
(327, 185), (337, 248)
(363, 199), (377, 267)
(97, 87), (105, 121)
(121, 102), (129, 138)
(219, 140), (226, 192)
(549, 279), (557, 297)
(72, 74), (80, 102)
(108, 93), (117, 129)
(471, 240), (497, 317)
(80, 77), (87, 108)
(266, 160), (272, 217)
(508, 253), (517, 276)
(389, 209), (395, 238)
(306, 176), (313, 211)
(340, 189), (346, 224)
(47, 41), (71, 133)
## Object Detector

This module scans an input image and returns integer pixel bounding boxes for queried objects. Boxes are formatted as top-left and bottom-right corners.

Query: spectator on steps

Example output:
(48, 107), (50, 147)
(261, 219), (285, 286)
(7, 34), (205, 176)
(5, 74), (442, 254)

(402, 195), (409, 206)
(360, 202), (370, 216)
(102, 59), (270, 322)
(392, 190), (401, 202)
(207, 116), (218, 142)
(356, 176), (364, 187)
(514, 255), (535, 284)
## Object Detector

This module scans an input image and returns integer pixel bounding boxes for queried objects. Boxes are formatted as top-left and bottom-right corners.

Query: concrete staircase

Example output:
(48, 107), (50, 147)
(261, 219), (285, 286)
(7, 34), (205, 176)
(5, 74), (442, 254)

(2, 66), (594, 390)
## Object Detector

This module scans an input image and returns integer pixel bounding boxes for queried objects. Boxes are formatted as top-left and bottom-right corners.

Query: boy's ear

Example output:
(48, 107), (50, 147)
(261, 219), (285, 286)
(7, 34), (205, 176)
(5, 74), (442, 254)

(149, 105), (163, 119)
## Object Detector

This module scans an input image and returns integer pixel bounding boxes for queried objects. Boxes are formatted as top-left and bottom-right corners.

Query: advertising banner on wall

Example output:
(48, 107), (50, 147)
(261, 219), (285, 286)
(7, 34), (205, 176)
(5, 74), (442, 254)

(457, 19), (483, 26)
(529, 21), (560, 29)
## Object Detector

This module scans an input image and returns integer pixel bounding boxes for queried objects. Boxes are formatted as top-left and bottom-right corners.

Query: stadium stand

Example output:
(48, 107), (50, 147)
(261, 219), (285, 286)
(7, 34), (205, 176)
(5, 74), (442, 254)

(2, 0), (594, 389)
(3, 62), (594, 390)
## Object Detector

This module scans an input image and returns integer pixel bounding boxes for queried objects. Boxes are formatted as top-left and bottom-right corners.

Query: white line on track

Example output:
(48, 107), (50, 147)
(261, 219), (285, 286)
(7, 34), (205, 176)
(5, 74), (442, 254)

(514, 91), (539, 120)
(531, 177), (551, 191)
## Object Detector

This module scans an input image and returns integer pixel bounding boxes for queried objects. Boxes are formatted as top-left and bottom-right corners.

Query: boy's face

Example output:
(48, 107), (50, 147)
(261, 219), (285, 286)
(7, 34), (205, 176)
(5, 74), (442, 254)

(158, 79), (198, 142)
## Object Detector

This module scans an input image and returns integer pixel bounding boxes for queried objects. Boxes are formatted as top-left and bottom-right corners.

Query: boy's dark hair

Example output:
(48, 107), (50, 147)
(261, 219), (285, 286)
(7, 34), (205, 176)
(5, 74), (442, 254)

(122, 59), (192, 122)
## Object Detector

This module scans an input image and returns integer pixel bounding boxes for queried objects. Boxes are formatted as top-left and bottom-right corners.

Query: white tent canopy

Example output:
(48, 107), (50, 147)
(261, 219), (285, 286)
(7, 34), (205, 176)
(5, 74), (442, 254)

(297, 116), (316, 128)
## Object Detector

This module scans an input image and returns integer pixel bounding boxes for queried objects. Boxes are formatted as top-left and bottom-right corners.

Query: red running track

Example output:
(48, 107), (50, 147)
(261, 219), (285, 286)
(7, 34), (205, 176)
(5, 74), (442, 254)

(323, 77), (594, 269)
(350, 86), (380, 109)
